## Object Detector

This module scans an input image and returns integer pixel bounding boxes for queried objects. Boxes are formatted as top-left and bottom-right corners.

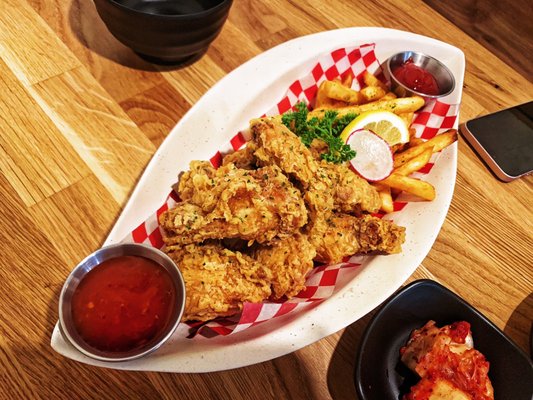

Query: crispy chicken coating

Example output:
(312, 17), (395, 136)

(309, 213), (405, 264)
(251, 118), (318, 188)
(166, 243), (272, 322)
(252, 233), (316, 299)
(176, 160), (217, 204)
(318, 160), (381, 215)
(221, 142), (257, 170)
(160, 118), (406, 321)
(167, 234), (316, 321)
(160, 163), (307, 245)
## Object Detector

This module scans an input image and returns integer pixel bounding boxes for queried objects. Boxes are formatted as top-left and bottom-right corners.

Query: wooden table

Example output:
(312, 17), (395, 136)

(1, 0), (531, 398)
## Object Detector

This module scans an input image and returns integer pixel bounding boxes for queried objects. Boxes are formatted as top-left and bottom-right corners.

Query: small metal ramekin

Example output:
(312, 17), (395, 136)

(385, 51), (455, 99)
(58, 243), (185, 362)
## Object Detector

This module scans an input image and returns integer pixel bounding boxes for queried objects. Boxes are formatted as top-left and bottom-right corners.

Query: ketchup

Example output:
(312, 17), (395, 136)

(71, 255), (176, 353)
(393, 59), (440, 95)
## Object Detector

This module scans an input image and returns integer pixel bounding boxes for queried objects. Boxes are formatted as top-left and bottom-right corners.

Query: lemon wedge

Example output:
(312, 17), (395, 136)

(340, 110), (410, 146)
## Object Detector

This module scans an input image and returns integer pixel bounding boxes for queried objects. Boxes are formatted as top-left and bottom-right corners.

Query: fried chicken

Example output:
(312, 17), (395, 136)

(221, 142), (257, 170)
(309, 213), (405, 264)
(250, 119), (380, 216)
(166, 243), (272, 321)
(251, 118), (318, 188)
(252, 233), (316, 299)
(168, 235), (317, 321)
(318, 160), (381, 215)
(160, 162), (307, 245)
(159, 117), (406, 321)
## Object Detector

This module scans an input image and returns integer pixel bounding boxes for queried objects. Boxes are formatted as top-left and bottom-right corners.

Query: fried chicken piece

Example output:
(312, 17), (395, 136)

(166, 243), (272, 322)
(309, 213), (406, 264)
(252, 233), (316, 299)
(308, 139), (381, 215)
(250, 118), (380, 216)
(303, 160), (392, 264)
(160, 163), (308, 246)
(318, 160), (381, 215)
(222, 142), (257, 170)
(308, 138), (329, 160)
(251, 118), (318, 188)
(176, 160), (217, 205)
(303, 166), (335, 221)
(167, 235), (316, 321)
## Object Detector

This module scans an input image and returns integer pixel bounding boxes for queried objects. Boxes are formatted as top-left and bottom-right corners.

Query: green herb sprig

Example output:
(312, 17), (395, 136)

(281, 102), (357, 163)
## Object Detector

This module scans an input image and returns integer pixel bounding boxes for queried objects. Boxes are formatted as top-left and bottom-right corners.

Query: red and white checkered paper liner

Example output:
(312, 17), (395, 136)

(121, 43), (458, 338)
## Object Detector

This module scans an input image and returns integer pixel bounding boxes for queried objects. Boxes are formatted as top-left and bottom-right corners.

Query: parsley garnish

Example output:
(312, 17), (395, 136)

(281, 102), (357, 163)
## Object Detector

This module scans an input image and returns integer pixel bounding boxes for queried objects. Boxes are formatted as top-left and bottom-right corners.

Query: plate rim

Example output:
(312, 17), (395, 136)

(51, 27), (465, 372)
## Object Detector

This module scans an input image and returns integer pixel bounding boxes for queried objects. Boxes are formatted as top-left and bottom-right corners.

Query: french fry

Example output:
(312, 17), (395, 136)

(341, 73), (353, 88)
(425, 129), (458, 152)
(394, 148), (433, 176)
(371, 182), (388, 191)
(398, 112), (414, 128)
(309, 95), (425, 119)
(315, 81), (329, 108)
(381, 92), (397, 100)
(409, 137), (425, 147)
(380, 173), (436, 201)
(363, 71), (388, 91)
(316, 92), (347, 108)
(317, 98), (348, 109)
(360, 86), (386, 103)
(321, 80), (364, 104)
(378, 185), (394, 213)
(393, 145), (429, 168)
(393, 129), (458, 168)
(373, 182), (400, 204)
(315, 81), (349, 108)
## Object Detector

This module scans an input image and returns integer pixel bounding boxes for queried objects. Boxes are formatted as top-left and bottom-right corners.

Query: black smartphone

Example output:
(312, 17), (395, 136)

(460, 101), (533, 182)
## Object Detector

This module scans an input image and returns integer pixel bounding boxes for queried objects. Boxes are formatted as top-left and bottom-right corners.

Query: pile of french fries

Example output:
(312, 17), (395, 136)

(310, 71), (425, 130)
(374, 130), (457, 212)
(310, 71), (458, 213)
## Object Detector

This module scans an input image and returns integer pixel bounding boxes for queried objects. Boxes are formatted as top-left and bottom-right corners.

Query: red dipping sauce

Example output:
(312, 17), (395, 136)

(71, 255), (176, 353)
(393, 59), (440, 95)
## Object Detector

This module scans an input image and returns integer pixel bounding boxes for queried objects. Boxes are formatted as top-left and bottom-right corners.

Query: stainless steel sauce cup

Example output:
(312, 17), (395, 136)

(58, 243), (185, 362)
(385, 51), (455, 99)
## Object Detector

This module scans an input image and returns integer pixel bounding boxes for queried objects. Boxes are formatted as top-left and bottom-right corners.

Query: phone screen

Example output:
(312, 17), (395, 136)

(464, 101), (533, 178)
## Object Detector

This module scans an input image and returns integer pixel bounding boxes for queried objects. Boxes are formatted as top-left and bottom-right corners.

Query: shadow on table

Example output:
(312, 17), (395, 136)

(504, 291), (533, 358)
(37, 283), (155, 398)
(67, 1), (193, 71)
(326, 311), (377, 400)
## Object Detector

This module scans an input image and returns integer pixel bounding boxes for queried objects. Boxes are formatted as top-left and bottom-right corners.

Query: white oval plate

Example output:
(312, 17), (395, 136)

(51, 27), (464, 372)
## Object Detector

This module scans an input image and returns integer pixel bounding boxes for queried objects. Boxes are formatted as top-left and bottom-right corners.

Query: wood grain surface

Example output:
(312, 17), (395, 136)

(423, 0), (533, 80)
(1, 0), (532, 399)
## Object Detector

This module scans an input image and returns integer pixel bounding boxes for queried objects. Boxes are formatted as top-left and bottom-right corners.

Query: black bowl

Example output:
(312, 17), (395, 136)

(355, 279), (533, 399)
(93, 0), (233, 64)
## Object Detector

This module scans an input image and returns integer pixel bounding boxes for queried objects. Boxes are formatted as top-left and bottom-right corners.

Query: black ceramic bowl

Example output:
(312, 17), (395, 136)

(93, 0), (233, 64)
(355, 279), (533, 399)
